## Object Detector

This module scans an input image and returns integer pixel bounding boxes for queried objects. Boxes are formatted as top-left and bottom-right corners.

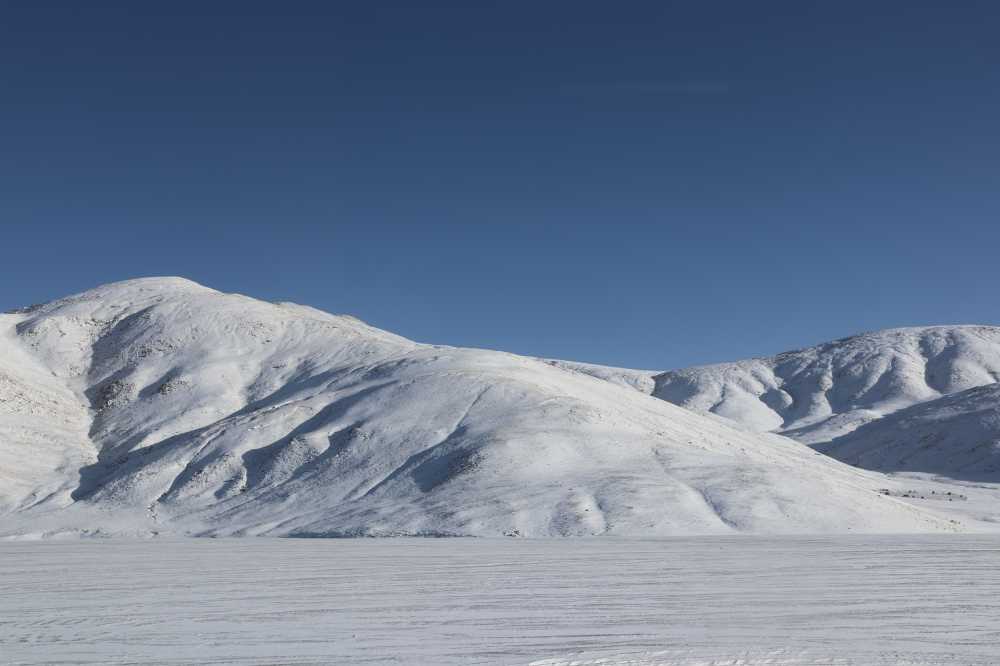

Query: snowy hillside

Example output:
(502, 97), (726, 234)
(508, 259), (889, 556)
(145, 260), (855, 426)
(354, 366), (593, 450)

(542, 359), (657, 394)
(0, 278), (957, 537)
(652, 327), (1000, 446)
(816, 383), (1000, 479)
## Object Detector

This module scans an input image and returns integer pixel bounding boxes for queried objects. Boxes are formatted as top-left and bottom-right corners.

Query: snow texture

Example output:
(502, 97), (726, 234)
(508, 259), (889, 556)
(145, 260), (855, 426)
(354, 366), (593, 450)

(3, 536), (1000, 665)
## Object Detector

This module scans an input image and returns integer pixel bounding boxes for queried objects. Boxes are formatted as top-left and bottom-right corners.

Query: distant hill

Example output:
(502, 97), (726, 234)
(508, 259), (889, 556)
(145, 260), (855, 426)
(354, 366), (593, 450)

(816, 383), (1000, 480)
(584, 326), (1000, 478)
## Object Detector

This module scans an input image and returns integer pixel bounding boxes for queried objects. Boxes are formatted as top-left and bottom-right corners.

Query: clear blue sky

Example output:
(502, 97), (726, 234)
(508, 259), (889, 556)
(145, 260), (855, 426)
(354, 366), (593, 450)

(2, 1), (998, 369)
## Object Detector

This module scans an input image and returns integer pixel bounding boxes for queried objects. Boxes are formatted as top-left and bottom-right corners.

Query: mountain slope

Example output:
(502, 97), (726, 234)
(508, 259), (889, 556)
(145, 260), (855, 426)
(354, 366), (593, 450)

(652, 326), (1000, 446)
(0, 278), (960, 537)
(0, 312), (92, 512)
(816, 383), (1000, 480)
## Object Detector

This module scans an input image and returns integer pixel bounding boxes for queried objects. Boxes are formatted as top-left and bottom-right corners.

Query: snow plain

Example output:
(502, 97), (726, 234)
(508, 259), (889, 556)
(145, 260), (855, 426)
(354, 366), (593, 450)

(4, 536), (1000, 666)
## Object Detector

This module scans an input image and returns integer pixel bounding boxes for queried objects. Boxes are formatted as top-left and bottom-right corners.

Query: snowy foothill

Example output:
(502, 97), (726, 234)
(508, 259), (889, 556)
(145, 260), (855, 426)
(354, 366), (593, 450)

(2, 277), (987, 538)
(555, 326), (1000, 484)
(647, 325), (1000, 449)
(815, 383), (1000, 479)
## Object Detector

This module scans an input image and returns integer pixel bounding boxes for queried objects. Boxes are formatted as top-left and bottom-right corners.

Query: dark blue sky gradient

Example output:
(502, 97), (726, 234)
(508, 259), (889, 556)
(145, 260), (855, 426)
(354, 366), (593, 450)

(2, 1), (998, 368)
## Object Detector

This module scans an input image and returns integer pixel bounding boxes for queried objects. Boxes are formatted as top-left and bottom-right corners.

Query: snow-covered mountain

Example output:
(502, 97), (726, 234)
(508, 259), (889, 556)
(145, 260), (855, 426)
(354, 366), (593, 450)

(642, 327), (1000, 477)
(0, 278), (956, 537)
(814, 383), (1000, 479)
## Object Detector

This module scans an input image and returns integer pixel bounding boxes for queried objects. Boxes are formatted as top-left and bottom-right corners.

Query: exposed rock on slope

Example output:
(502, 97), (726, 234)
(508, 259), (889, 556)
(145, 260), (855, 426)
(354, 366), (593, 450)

(0, 279), (960, 537)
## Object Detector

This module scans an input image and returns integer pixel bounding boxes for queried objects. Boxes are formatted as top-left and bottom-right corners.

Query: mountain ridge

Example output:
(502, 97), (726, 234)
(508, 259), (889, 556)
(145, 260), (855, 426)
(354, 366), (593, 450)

(552, 325), (1000, 480)
(0, 277), (962, 537)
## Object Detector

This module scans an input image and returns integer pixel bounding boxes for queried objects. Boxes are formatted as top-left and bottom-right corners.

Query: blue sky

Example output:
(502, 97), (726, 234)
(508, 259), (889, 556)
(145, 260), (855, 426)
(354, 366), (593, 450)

(2, 1), (998, 369)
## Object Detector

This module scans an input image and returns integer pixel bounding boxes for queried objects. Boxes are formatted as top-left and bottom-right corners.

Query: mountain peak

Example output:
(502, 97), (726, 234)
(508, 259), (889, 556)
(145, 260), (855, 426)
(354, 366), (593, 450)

(76, 276), (218, 298)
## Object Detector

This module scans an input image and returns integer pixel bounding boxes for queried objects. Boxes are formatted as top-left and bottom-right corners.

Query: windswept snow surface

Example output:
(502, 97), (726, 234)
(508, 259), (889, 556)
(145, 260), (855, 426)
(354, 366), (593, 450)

(0, 278), (964, 537)
(3, 536), (1000, 665)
